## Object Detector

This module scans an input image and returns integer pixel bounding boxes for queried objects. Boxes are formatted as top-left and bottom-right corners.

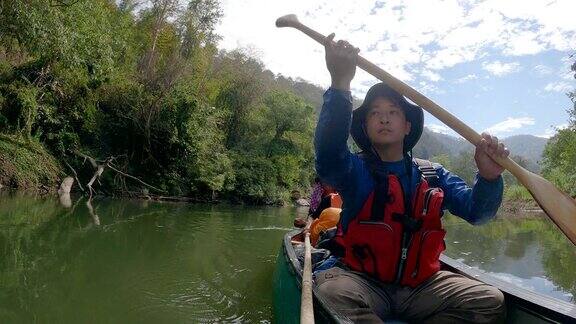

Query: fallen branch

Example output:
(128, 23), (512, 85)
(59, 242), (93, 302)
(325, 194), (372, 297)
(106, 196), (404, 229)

(73, 151), (167, 198)
(74, 150), (102, 167)
(63, 159), (84, 192)
(108, 162), (166, 193)
(86, 162), (106, 199)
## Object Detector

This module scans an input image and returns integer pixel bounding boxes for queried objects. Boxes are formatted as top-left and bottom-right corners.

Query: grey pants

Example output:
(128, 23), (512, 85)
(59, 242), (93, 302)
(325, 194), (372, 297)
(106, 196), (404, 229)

(316, 267), (506, 323)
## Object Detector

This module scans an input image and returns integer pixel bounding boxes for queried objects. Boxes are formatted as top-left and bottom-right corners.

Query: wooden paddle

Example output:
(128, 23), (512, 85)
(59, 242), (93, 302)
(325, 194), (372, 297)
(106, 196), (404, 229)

(276, 14), (576, 246)
(301, 220), (315, 324)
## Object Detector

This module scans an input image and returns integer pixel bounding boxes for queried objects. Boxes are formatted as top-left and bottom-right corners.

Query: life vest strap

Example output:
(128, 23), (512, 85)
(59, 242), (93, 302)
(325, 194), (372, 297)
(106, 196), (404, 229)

(393, 212), (422, 232)
(414, 158), (440, 188)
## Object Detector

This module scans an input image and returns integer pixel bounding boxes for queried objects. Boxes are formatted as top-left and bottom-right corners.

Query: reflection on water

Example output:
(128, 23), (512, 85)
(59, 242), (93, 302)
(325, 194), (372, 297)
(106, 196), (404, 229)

(489, 272), (572, 301)
(0, 193), (297, 323)
(0, 193), (574, 323)
(443, 212), (576, 303)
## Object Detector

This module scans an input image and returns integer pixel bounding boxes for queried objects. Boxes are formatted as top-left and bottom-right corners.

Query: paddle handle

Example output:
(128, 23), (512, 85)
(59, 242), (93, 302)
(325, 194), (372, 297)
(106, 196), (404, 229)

(301, 231), (315, 324)
(275, 15), (528, 182)
(276, 14), (576, 246)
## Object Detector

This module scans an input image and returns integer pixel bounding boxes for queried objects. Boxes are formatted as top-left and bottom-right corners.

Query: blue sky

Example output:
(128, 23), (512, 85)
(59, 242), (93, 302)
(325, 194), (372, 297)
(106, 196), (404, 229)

(216, 0), (575, 138)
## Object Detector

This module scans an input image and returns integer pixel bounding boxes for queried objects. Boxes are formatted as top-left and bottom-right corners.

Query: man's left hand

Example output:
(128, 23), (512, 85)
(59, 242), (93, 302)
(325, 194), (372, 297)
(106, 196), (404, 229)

(475, 132), (510, 181)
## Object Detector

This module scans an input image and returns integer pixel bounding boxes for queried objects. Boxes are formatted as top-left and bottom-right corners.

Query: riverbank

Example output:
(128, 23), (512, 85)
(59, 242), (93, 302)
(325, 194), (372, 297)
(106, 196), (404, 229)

(501, 184), (545, 217)
(0, 135), (298, 206)
(0, 135), (63, 194)
(500, 199), (543, 217)
(0, 135), (558, 211)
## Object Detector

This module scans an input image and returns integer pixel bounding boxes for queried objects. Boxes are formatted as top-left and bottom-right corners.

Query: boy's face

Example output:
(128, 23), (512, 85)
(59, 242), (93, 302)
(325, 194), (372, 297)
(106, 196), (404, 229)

(364, 97), (411, 149)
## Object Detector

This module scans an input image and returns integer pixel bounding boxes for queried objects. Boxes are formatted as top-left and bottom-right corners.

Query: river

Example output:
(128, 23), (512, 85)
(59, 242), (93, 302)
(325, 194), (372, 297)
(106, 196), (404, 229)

(0, 193), (574, 322)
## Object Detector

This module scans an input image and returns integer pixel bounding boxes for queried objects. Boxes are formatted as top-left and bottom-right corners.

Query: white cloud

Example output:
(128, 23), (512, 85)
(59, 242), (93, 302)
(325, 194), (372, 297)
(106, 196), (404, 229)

(480, 84), (493, 92)
(454, 74), (478, 83)
(561, 71), (574, 81)
(418, 81), (445, 95)
(427, 124), (452, 135)
(536, 129), (556, 139)
(482, 61), (521, 76)
(216, 0), (576, 95)
(421, 69), (443, 82)
(533, 65), (553, 75)
(502, 31), (546, 56)
(484, 117), (535, 135)
(537, 124), (569, 138)
(544, 81), (573, 93)
(427, 46), (482, 70)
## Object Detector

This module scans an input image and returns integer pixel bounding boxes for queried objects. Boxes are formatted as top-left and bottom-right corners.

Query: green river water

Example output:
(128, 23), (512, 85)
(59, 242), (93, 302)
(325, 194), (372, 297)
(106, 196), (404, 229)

(0, 193), (574, 323)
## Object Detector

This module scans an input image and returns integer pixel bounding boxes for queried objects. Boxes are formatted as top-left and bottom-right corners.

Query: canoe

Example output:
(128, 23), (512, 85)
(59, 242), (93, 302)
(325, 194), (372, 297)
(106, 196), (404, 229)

(273, 229), (576, 323)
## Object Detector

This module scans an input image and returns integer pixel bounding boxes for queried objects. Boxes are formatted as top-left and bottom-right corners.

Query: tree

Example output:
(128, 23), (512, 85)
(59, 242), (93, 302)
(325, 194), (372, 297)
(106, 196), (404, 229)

(541, 60), (576, 197)
(451, 150), (476, 185)
(430, 153), (452, 170)
(502, 154), (529, 187)
(139, 0), (181, 79)
(178, 0), (222, 59)
(0, 0), (323, 203)
(263, 91), (314, 156)
(212, 50), (267, 149)
(263, 91), (315, 188)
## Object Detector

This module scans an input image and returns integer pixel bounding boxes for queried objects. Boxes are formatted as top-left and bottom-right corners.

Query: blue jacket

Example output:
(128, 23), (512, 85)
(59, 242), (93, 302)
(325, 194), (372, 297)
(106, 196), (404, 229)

(315, 88), (503, 229)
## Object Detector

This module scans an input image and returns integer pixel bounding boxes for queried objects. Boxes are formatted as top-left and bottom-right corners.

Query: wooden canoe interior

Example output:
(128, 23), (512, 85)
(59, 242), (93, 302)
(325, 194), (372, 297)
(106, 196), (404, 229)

(282, 230), (576, 323)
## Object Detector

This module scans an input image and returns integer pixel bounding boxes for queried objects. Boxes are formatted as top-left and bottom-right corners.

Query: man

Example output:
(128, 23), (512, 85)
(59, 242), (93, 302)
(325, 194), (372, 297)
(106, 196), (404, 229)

(314, 33), (510, 323)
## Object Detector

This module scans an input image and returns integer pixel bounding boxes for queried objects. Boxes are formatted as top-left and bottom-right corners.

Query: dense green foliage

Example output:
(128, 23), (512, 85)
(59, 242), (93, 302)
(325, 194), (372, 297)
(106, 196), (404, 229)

(503, 184), (532, 202)
(541, 65), (576, 197)
(0, 135), (62, 191)
(0, 0), (571, 204)
(0, 0), (319, 203)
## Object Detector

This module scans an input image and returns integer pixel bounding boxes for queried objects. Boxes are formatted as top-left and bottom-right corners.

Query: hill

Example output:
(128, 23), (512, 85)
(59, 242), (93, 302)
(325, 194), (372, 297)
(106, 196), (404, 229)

(414, 129), (547, 171)
(501, 135), (548, 165)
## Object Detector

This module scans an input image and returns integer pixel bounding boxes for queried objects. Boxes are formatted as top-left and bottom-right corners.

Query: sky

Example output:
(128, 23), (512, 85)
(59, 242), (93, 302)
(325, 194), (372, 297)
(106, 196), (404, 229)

(215, 0), (575, 139)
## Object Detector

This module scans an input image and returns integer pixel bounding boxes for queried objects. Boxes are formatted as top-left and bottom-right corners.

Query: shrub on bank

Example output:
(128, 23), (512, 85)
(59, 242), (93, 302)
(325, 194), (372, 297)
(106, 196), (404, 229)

(0, 135), (62, 192)
(504, 185), (533, 202)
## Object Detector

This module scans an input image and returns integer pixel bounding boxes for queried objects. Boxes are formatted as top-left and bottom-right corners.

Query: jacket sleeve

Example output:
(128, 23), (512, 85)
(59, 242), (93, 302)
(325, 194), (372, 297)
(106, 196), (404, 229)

(436, 165), (504, 225)
(314, 88), (358, 198)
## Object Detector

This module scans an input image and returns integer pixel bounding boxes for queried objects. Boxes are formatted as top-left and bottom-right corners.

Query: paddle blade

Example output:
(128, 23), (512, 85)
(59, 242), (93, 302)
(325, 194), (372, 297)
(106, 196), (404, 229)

(276, 14), (300, 28)
(522, 172), (576, 245)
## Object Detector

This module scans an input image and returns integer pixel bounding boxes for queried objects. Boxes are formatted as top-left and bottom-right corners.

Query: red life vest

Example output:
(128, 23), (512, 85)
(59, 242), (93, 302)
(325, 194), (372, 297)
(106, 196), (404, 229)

(334, 162), (445, 288)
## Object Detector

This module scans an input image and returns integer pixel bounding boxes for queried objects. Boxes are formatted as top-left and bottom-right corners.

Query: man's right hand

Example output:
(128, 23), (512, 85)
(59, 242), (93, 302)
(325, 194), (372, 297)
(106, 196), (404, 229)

(324, 33), (360, 91)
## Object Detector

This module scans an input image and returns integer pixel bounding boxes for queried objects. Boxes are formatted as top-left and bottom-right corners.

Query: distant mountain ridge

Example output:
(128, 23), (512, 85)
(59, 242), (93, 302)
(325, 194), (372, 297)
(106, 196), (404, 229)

(283, 80), (549, 170)
(414, 129), (548, 171)
(501, 134), (548, 165)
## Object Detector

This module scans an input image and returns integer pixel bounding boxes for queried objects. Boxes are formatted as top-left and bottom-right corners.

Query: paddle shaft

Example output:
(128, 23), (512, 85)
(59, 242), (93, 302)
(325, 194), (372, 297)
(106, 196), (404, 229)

(276, 15), (576, 246)
(301, 221), (315, 324)
(304, 23), (529, 170)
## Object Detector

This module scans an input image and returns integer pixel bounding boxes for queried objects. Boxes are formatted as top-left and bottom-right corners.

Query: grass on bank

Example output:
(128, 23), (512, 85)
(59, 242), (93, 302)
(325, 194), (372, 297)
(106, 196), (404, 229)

(0, 134), (62, 192)
(504, 184), (533, 202)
